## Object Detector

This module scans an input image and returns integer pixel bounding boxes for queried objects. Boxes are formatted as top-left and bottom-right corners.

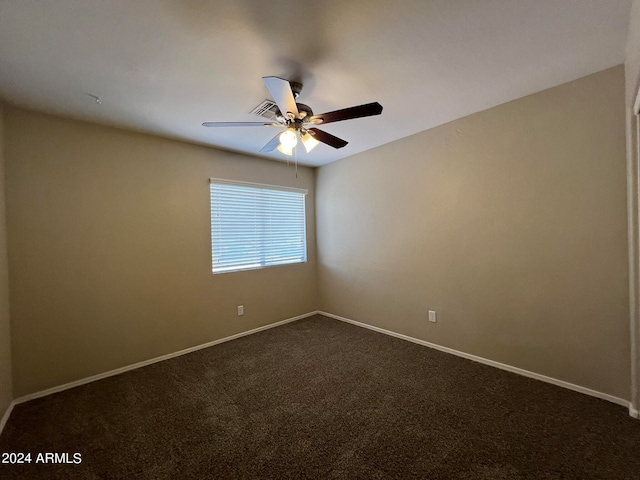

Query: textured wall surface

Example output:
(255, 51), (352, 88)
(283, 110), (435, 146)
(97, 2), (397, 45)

(316, 66), (629, 399)
(625, 0), (640, 414)
(0, 102), (13, 414)
(4, 108), (318, 397)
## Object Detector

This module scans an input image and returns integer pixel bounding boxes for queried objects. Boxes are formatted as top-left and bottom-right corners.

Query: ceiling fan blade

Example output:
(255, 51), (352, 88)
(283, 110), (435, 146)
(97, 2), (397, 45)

(202, 122), (280, 127)
(262, 76), (299, 119)
(308, 128), (348, 149)
(309, 102), (383, 125)
(259, 132), (283, 153)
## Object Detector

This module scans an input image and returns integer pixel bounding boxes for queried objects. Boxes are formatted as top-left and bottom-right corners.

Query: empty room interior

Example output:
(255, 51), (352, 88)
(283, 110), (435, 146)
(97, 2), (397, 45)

(1, 0), (640, 478)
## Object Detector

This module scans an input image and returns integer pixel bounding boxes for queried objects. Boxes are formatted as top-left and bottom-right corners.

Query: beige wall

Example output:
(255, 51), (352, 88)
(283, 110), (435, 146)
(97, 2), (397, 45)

(0, 102), (12, 414)
(625, 0), (640, 414)
(626, 0), (640, 106)
(316, 66), (630, 399)
(4, 107), (318, 397)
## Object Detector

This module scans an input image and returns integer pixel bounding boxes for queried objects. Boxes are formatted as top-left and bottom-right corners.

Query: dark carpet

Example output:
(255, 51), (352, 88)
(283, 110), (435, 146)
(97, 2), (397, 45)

(0, 314), (639, 479)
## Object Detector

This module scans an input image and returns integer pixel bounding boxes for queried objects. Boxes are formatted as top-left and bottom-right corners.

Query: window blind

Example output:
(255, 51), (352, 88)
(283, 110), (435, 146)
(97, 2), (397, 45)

(210, 179), (308, 274)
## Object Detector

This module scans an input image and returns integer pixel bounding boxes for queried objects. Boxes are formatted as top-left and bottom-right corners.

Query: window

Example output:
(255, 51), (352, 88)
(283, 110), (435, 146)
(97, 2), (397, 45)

(209, 178), (307, 274)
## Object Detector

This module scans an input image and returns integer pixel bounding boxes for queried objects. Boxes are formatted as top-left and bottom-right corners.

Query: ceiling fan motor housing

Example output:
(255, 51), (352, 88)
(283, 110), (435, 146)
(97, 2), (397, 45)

(295, 103), (313, 120)
(277, 103), (313, 125)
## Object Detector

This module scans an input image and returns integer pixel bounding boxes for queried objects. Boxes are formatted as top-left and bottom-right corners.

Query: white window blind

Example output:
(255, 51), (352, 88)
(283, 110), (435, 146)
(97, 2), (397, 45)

(210, 178), (308, 274)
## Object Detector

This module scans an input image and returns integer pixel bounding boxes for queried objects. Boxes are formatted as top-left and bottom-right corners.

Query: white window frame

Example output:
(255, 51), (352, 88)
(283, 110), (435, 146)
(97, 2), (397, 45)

(209, 178), (308, 274)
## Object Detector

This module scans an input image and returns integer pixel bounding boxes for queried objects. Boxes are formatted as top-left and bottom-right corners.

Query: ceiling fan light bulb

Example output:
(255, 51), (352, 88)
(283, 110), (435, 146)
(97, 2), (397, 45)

(279, 129), (298, 150)
(301, 132), (320, 153)
(277, 144), (293, 156)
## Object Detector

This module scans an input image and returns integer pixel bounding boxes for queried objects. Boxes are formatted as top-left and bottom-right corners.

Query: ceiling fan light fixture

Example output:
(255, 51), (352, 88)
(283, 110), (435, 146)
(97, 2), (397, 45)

(301, 131), (320, 153)
(279, 128), (297, 151)
(276, 144), (294, 156)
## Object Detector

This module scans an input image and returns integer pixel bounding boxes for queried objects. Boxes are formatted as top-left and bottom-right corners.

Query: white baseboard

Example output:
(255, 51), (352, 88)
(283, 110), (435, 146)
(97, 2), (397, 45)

(9, 309), (639, 421)
(14, 311), (318, 405)
(0, 401), (15, 436)
(318, 311), (635, 415)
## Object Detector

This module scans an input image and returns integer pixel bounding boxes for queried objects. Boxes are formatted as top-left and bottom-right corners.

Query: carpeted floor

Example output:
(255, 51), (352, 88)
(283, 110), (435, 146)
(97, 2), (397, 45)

(0, 314), (639, 479)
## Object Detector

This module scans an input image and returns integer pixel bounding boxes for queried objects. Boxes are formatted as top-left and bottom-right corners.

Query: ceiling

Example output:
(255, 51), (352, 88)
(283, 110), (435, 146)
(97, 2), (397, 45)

(0, 0), (632, 167)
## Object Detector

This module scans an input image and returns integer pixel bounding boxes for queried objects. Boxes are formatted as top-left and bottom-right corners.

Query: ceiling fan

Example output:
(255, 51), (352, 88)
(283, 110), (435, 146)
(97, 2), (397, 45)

(202, 76), (383, 156)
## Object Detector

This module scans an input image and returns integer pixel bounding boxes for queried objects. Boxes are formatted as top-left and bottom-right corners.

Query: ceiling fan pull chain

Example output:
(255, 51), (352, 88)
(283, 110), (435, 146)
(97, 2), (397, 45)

(295, 139), (298, 178)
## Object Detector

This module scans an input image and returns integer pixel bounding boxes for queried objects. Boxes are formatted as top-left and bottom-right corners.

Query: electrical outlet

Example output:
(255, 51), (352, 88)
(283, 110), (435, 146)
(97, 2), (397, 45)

(428, 310), (437, 323)
(237, 305), (244, 316)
